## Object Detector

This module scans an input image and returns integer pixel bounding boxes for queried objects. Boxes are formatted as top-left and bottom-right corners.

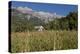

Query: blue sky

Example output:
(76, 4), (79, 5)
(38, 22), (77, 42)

(11, 1), (78, 16)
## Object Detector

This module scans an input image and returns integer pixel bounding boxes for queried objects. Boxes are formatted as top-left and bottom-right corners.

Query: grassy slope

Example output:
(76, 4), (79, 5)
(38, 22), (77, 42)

(11, 30), (78, 53)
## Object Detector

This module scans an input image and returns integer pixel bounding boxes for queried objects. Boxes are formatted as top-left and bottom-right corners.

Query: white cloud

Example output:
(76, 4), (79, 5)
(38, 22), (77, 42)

(16, 6), (33, 13)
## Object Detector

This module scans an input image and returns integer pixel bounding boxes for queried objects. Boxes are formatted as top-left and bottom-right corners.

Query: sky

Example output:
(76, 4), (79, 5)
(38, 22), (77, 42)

(10, 1), (78, 16)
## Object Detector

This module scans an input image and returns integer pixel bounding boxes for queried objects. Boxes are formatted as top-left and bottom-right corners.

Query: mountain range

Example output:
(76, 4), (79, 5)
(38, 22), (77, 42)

(11, 6), (64, 23)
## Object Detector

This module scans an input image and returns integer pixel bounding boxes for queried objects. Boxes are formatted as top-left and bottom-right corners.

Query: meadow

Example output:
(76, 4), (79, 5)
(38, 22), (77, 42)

(11, 30), (78, 53)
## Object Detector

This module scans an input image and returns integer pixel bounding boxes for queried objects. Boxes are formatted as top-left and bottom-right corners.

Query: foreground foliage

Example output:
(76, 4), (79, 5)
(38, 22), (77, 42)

(11, 30), (78, 53)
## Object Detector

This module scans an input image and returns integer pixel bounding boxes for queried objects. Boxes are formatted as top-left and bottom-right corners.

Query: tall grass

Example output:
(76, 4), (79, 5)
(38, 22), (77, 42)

(11, 30), (78, 53)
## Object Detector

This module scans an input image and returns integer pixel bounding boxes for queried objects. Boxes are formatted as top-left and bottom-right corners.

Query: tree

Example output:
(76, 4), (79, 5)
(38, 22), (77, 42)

(46, 11), (78, 30)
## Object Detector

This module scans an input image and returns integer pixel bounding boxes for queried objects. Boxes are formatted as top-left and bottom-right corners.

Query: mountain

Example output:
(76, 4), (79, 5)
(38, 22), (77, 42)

(11, 7), (45, 28)
(11, 6), (64, 23)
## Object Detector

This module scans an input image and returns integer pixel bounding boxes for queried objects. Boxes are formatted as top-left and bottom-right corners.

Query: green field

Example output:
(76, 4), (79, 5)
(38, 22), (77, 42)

(11, 30), (78, 53)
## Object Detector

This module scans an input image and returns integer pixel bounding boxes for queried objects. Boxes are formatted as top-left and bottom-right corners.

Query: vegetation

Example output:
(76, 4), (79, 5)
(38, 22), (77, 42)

(11, 30), (78, 53)
(10, 8), (78, 52)
(45, 12), (78, 30)
(11, 11), (78, 32)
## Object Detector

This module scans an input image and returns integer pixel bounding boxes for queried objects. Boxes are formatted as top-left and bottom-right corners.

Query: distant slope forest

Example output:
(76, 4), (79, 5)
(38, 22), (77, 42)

(45, 12), (78, 30)
(11, 9), (78, 32)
